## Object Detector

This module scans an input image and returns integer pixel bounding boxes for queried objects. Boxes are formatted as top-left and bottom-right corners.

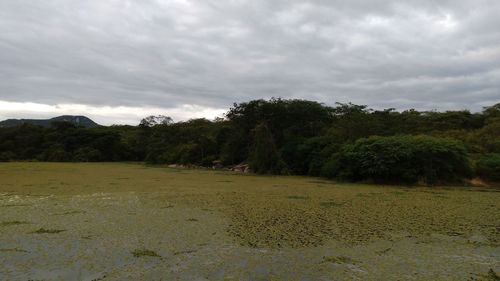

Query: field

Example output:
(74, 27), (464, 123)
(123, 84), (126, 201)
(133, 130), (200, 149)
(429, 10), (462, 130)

(0, 162), (499, 280)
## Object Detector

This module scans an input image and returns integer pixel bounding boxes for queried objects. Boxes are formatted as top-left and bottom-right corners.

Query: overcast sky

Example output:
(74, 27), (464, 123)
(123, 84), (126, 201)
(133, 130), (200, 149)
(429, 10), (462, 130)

(1, 0), (499, 125)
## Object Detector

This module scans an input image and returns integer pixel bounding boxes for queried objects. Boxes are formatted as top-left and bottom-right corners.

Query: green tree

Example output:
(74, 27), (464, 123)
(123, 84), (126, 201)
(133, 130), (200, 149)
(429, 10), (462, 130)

(323, 135), (472, 184)
(248, 123), (287, 174)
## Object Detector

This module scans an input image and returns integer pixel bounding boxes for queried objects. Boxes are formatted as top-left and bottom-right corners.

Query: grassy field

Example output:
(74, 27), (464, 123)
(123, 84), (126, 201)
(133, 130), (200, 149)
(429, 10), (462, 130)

(0, 162), (499, 280)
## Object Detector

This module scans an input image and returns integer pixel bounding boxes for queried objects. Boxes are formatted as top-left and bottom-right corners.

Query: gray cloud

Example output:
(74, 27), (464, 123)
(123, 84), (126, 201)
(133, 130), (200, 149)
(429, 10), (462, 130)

(0, 0), (499, 123)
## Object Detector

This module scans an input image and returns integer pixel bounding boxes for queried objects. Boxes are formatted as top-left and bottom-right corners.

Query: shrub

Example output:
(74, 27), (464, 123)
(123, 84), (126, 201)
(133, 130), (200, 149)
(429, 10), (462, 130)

(323, 135), (472, 184)
(475, 154), (500, 181)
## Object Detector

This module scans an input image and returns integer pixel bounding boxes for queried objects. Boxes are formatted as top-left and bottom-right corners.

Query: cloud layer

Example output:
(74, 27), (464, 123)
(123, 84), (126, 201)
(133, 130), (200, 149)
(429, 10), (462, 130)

(1, 0), (499, 124)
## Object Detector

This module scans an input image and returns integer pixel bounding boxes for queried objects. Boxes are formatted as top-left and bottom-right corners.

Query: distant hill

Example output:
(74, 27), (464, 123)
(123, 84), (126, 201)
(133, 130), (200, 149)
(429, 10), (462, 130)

(0, 115), (100, 128)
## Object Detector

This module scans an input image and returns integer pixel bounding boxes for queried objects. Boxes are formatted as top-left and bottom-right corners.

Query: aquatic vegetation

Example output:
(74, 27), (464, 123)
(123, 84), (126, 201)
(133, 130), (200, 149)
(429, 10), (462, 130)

(322, 256), (358, 264)
(0, 163), (498, 280)
(0, 248), (28, 253)
(30, 228), (66, 234)
(1, 220), (29, 226)
(287, 195), (309, 200)
(52, 210), (85, 215)
(319, 201), (343, 208)
(131, 248), (161, 258)
(173, 249), (197, 255)
(473, 269), (500, 281)
(375, 248), (391, 255)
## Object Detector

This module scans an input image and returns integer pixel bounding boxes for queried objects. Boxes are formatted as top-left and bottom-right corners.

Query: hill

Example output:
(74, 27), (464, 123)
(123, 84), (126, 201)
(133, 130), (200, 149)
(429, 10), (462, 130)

(0, 115), (100, 128)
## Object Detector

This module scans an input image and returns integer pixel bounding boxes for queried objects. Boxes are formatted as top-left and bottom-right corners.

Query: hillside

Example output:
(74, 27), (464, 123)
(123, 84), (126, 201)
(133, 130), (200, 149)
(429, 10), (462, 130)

(0, 115), (99, 128)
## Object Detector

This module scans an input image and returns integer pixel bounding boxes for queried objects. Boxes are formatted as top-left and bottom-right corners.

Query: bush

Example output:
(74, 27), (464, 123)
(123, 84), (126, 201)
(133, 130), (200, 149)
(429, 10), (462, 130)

(475, 154), (500, 181)
(322, 135), (472, 184)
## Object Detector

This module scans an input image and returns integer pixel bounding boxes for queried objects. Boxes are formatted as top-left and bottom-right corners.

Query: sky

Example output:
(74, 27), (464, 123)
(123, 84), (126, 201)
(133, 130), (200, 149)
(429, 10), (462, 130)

(0, 0), (499, 125)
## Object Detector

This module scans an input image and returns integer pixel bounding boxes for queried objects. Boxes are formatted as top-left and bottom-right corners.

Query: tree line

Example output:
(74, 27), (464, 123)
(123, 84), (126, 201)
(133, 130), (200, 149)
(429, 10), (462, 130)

(1, 98), (498, 184)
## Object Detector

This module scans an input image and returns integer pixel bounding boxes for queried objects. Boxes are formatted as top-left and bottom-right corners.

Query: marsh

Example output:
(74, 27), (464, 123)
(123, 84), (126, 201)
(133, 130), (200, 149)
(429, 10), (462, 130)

(0, 162), (498, 280)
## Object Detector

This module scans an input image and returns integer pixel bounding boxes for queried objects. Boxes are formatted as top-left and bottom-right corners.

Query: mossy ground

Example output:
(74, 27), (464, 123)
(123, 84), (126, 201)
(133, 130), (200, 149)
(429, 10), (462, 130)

(0, 162), (498, 280)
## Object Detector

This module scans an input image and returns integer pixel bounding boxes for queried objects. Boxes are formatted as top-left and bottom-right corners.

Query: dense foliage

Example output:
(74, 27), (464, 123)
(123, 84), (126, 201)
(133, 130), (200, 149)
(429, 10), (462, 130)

(1, 98), (499, 184)
(475, 154), (500, 181)
(321, 135), (472, 184)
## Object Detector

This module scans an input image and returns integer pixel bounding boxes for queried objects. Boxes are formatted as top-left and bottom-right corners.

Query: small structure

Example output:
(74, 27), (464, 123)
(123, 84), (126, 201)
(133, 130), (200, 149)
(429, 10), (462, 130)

(231, 163), (251, 173)
(212, 160), (223, 169)
(167, 164), (185, 169)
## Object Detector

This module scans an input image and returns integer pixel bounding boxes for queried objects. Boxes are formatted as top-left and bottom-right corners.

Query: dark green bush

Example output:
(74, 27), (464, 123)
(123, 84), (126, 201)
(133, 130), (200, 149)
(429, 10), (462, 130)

(322, 135), (472, 184)
(475, 154), (500, 181)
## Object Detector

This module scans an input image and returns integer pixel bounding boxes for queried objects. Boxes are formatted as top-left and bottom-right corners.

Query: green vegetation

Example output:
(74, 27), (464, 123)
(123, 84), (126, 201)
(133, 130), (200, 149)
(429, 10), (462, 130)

(475, 154), (500, 181)
(131, 248), (161, 258)
(474, 269), (500, 281)
(30, 228), (66, 234)
(1, 220), (29, 226)
(0, 163), (498, 279)
(0, 99), (498, 184)
(0, 248), (28, 253)
(322, 135), (472, 184)
(322, 256), (358, 264)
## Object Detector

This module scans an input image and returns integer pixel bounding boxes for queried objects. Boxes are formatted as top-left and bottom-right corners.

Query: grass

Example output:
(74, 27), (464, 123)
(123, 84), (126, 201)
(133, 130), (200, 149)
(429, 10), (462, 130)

(131, 248), (161, 258)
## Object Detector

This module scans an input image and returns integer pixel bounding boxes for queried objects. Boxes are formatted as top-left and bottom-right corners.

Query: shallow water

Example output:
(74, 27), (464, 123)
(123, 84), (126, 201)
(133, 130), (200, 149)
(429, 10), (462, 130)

(0, 163), (498, 280)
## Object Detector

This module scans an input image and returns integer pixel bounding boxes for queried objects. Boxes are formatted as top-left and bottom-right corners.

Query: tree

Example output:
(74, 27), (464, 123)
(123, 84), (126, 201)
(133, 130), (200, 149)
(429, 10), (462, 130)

(322, 135), (472, 184)
(139, 115), (173, 127)
(475, 154), (500, 181)
(248, 122), (288, 174)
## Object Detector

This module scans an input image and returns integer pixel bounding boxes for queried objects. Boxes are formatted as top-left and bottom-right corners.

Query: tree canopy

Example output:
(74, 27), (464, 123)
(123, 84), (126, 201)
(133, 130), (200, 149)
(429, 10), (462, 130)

(1, 99), (498, 184)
